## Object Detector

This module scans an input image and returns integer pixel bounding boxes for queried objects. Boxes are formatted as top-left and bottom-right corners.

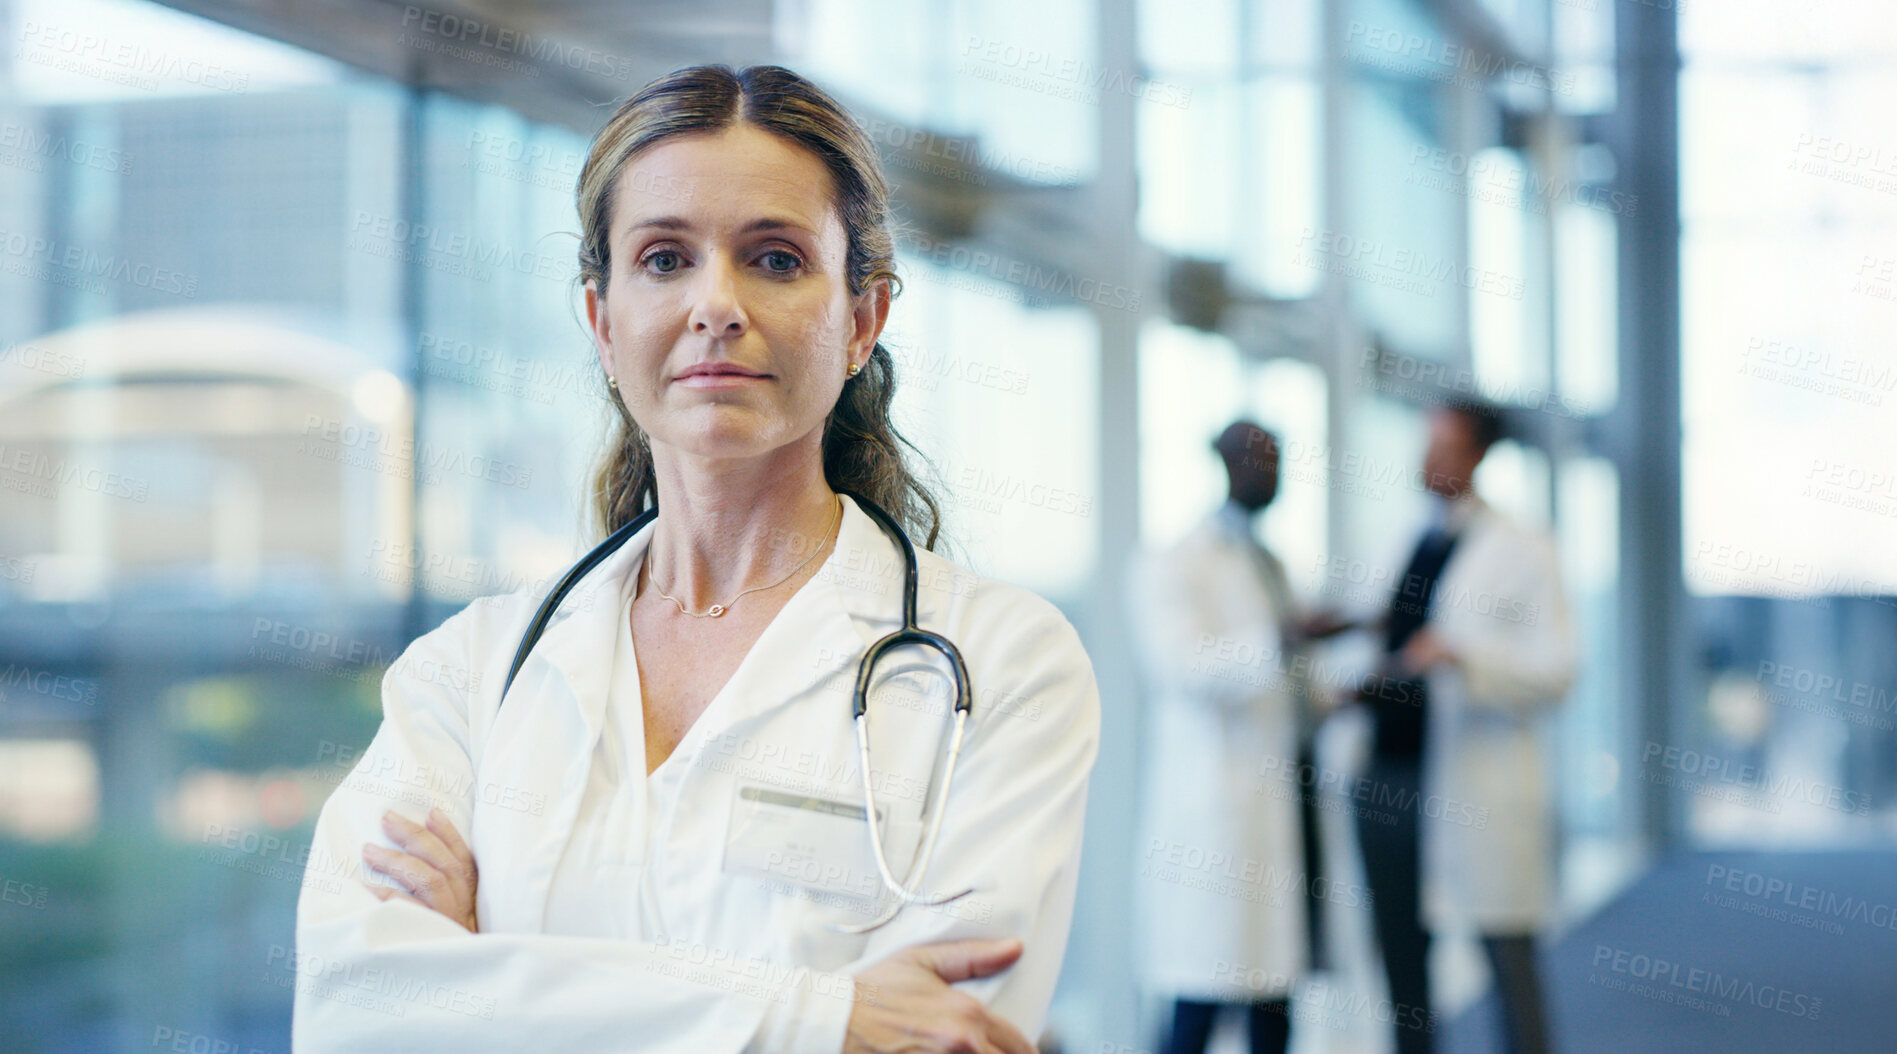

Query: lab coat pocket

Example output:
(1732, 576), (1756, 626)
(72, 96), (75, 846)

(722, 783), (887, 897)
(722, 786), (919, 891)
(719, 784), (924, 963)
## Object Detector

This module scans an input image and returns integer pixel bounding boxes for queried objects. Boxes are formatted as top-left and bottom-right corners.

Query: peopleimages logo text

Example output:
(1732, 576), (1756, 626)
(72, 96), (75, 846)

(1590, 945), (1821, 1019)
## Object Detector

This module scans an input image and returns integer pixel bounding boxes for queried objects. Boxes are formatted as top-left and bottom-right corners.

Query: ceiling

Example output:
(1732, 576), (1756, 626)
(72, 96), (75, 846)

(155, 0), (782, 132)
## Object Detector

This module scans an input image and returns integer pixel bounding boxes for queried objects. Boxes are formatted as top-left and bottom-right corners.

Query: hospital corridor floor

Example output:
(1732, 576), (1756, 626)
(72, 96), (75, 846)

(1209, 850), (1897, 1054)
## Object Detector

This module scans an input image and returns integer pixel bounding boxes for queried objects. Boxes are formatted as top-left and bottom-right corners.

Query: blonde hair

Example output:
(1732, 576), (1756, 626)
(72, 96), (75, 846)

(577, 64), (941, 549)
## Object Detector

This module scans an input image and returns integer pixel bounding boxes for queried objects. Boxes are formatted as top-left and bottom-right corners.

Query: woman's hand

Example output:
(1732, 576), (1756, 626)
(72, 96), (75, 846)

(844, 938), (1036, 1054)
(360, 807), (479, 933)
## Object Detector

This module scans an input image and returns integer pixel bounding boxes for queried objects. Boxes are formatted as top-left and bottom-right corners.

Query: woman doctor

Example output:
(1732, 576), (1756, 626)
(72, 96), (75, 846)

(293, 64), (1101, 1054)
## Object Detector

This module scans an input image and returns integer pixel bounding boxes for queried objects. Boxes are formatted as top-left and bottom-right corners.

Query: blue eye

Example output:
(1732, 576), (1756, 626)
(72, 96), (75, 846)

(644, 250), (682, 274)
(760, 249), (801, 274)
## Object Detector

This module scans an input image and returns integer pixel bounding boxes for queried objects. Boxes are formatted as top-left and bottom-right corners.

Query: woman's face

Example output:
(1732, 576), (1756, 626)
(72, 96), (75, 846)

(587, 123), (888, 468)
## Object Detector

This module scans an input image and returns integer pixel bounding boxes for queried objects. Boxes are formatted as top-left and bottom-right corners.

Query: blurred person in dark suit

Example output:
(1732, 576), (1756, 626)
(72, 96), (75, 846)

(1348, 399), (1577, 1054)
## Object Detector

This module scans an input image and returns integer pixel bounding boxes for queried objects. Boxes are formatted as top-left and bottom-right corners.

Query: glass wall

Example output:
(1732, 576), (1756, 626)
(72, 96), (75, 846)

(0, 1), (411, 1047)
(883, 260), (1101, 598)
(1677, 0), (1897, 847)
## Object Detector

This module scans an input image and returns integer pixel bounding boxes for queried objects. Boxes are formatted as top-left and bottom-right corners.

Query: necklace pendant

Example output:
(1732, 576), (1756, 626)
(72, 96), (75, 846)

(705, 604), (726, 617)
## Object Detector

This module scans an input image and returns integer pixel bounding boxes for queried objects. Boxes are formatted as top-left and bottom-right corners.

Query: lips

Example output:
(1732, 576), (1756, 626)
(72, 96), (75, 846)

(676, 362), (769, 380)
(674, 361), (772, 389)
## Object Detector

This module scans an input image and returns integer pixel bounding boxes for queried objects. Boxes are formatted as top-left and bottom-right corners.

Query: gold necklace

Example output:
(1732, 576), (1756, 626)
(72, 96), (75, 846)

(648, 496), (841, 618)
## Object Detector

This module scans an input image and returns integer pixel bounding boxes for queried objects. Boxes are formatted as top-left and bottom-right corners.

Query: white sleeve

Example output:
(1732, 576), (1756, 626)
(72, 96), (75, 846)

(802, 589), (1102, 1043)
(1128, 545), (1282, 708)
(1260, 549), (1304, 627)
(1437, 533), (1578, 715)
(291, 601), (843, 1054)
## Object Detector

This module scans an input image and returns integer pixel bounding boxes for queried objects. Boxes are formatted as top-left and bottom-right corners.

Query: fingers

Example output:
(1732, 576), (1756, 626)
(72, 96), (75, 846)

(984, 1015), (1036, 1054)
(958, 991), (1032, 1054)
(425, 807), (475, 866)
(362, 882), (427, 911)
(361, 843), (452, 903)
(849, 945), (1033, 1054)
(382, 810), (474, 885)
(917, 937), (1024, 983)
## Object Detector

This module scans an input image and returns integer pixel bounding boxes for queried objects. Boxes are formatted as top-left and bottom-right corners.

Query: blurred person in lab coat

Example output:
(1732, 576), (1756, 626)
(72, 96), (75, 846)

(293, 64), (1100, 1054)
(1128, 421), (1320, 1054)
(1345, 399), (1576, 1054)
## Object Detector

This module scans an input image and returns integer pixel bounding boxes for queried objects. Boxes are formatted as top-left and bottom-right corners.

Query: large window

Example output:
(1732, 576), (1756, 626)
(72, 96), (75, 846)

(0, 1), (414, 1045)
(1677, 0), (1897, 846)
(1680, 5), (1897, 600)
(887, 256), (1100, 598)
(1137, 0), (1322, 298)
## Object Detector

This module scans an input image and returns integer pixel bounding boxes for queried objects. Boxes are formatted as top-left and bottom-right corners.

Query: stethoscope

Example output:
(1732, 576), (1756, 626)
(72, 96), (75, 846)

(499, 491), (975, 933)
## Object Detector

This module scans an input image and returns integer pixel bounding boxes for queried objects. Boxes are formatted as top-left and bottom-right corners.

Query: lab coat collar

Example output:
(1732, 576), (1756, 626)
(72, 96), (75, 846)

(698, 490), (914, 736)
(1431, 491), (1488, 537)
(509, 491), (907, 763)
(1211, 498), (1259, 540)
(482, 492), (911, 932)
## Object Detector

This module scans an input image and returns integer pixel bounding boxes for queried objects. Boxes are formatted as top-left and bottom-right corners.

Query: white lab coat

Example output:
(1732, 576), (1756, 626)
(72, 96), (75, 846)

(1413, 498), (1576, 934)
(291, 494), (1101, 1053)
(1126, 504), (1309, 1000)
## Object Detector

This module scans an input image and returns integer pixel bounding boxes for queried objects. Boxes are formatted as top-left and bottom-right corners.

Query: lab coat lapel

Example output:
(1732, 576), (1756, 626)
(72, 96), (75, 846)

(699, 494), (897, 740)
(472, 519), (653, 934)
(473, 496), (913, 933)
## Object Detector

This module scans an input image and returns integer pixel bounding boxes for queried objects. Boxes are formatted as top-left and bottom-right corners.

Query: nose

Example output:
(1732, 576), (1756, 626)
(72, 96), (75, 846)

(687, 254), (748, 339)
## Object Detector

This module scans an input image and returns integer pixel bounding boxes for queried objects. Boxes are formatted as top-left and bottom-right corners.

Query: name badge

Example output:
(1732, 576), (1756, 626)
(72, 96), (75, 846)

(722, 783), (887, 901)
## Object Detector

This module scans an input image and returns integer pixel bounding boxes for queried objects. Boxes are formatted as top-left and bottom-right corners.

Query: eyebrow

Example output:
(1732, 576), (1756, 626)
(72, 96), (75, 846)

(624, 216), (814, 236)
